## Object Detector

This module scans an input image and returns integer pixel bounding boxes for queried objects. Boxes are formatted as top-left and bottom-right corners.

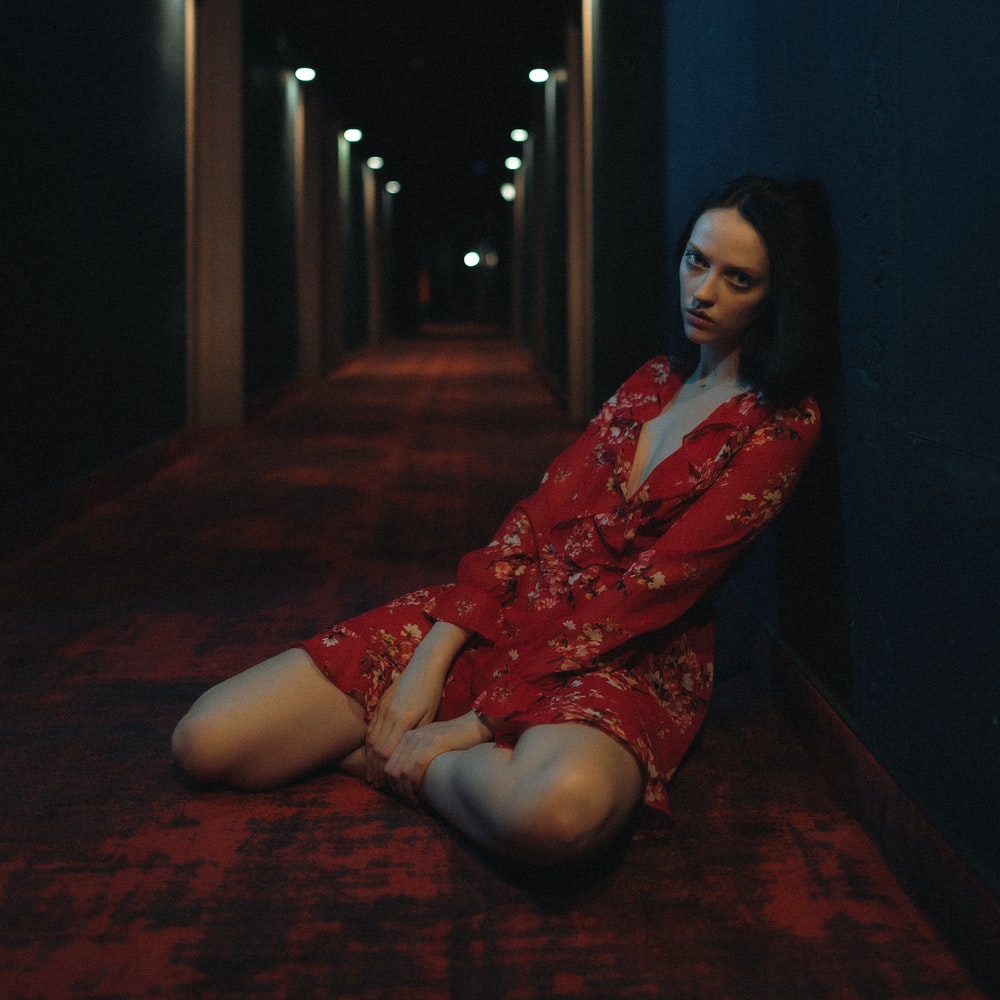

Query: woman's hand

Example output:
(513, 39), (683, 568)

(364, 666), (442, 787)
(383, 711), (493, 806)
(364, 621), (471, 788)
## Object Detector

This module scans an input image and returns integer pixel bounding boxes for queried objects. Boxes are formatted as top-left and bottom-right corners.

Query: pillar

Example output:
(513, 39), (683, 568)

(185, 0), (245, 425)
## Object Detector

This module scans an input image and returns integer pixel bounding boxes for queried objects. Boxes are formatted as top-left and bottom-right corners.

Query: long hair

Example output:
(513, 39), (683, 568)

(674, 175), (840, 408)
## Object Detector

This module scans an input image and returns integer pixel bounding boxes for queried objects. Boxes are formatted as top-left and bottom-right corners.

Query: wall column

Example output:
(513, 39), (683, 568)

(185, 0), (245, 426)
(295, 80), (323, 379)
(566, 11), (594, 423)
(363, 163), (385, 346)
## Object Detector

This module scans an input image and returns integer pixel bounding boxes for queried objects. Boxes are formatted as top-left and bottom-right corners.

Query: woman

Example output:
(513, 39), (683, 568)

(172, 175), (838, 865)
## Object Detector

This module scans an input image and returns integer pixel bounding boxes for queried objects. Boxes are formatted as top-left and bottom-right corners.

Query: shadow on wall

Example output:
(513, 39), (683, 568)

(776, 348), (854, 711)
(713, 336), (854, 711)
(775, 214), (853, 709)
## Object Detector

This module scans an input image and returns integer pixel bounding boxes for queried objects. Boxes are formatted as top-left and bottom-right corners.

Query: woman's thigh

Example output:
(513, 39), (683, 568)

(172, 647), (366, 790)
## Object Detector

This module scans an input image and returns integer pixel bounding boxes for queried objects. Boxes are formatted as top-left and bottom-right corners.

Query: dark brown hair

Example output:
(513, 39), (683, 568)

(675, 175), (840, 408)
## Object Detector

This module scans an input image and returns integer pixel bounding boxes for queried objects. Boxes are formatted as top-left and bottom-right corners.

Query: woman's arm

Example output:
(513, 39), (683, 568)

(364, 620), (471, 786)
(473, 402), (821, 719)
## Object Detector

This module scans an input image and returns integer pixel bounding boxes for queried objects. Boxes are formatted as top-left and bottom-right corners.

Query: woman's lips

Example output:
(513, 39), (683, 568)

(685, 309), (715, 329)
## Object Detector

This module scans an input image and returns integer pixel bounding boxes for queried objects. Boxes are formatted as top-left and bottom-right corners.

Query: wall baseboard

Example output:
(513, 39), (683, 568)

(769, 640), (999, 996)
(0, 429), (200, 557)
(0, 372), (332, 558)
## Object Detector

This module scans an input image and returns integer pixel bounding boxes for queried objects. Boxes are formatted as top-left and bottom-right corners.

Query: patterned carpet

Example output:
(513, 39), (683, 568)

(0, 332), (990, 999)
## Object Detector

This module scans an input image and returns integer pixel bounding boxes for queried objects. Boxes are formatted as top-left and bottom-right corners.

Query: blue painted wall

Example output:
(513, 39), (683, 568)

(659, 0), (999, 892)
(591, 0), (669, 404)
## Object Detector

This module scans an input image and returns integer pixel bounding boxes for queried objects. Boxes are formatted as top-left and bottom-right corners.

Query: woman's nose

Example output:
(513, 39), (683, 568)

(692, 272), (717, 305)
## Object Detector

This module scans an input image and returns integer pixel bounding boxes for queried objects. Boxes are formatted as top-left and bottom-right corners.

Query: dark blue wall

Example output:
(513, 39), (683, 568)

(1, 3), (187, 511)
(660, 0), (999, 892)
(591, 0), (669, 405)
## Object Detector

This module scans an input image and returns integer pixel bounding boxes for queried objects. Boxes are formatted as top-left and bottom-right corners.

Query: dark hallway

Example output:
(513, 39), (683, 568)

(0, 331), (989, 998)
(2, 0), (999, 996)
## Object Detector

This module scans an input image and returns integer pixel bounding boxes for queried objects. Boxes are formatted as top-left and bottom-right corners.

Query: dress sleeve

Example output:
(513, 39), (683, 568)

(473, 400), (820, 713)
(423, 503), (539, 641)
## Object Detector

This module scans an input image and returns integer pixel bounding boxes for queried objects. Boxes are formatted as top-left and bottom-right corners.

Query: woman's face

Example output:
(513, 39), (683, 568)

(679, 208), (771, 352)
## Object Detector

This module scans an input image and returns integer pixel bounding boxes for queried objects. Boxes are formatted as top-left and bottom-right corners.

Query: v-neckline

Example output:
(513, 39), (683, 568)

(623, 388), (749, 500)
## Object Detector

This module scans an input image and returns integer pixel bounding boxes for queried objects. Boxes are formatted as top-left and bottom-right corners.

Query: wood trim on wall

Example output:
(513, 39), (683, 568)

(185, 0), (245, 427)
(770, 640), (1000, 995)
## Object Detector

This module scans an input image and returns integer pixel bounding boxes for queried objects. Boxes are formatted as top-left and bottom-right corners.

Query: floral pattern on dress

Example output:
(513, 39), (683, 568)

(302, 357), (820, 814)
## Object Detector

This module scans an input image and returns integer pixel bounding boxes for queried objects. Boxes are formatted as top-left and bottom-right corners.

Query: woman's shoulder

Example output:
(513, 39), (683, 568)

(636, 355), (678, 382)
(615, 356), (679, 397)
(593, 357), (679, 424)
(774, 394), (821, 430)
(746, 392), (821, 454)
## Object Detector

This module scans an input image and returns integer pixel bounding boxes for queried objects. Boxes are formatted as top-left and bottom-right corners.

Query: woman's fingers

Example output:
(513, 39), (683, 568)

(384, 714), (491, 805)
(365, 682), (405, 786)
(365, 716), (403, 787)
(384, 728), (436, 805)
(364, 709), (383, 785)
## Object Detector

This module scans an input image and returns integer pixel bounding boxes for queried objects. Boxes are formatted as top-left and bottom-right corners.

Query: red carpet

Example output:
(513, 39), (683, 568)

(0, 332), (990, 998)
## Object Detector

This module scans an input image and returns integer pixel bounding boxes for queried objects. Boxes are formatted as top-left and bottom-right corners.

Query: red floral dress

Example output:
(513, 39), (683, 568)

(301, 358), (820, 814)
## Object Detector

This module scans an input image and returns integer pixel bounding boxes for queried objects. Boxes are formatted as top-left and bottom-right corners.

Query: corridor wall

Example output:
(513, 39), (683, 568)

(658, 0), (999, 907)
(0, 3), (353, 525)
(590, 1), (669, 406)
(1, 4), (187, 512)
(243, 17), (299, 401)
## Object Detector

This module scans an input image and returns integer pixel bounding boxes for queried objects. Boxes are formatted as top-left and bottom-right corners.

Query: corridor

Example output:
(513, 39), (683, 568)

(0, 331), (988, 999)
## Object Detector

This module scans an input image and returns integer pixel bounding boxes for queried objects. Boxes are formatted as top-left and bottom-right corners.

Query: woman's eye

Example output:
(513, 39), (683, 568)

(684, 249), (706, 268)
(730, 272), (753, 289)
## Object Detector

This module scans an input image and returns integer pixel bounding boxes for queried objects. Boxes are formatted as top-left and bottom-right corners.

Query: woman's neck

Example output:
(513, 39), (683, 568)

(687, 348), (743, 389)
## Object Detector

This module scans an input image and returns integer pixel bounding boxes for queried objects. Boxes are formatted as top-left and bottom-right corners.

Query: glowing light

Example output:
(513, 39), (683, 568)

(528, 68), (549, 83)
(510, 128), (529, 142)
(385, 180), (401, 194)
(294, 67), (316, 82)
(504, 156), (522, 171)
(366, 156), (385, 170)
(343, 128), (363, 142)
(464, 251), (481, 268)
(500, 183), (516, 202)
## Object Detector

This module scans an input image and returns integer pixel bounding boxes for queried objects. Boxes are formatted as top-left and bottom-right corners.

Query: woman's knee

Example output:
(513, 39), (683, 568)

(508, 765), (605, 855)
(502, 752), (640, 862)
(171, 707), (241, 786)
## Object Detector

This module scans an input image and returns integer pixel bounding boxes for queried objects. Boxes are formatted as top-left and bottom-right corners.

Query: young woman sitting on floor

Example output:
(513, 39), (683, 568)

(172, 175), (839, 866)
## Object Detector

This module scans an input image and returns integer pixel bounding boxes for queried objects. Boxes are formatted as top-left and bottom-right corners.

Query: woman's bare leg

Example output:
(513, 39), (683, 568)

(171, 648), (366, 791)
(173, 655), (643, 864)
(421, 723), (644, 865)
